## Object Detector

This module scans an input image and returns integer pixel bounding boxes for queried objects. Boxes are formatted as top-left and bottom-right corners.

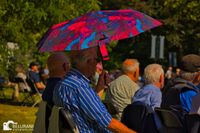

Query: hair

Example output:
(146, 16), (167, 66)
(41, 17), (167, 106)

(70, 47), (97, 68)
(15, 64), (25, 73)
(180, 71), (198, 81)
(122, 59), (139, 74)
(144, 64), (164, 84)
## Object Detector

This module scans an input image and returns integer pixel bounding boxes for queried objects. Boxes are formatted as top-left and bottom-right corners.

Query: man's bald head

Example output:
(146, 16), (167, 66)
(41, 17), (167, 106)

(47, 52), (70, 78)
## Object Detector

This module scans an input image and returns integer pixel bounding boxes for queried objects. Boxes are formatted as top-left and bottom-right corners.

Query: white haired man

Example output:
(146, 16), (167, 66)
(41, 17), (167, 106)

(105, 59), (140, 120)
(132, 64), (164, 110)
(53, 47), (136, 133)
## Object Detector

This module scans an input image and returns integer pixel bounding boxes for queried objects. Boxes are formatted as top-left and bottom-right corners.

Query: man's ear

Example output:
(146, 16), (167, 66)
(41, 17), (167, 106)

(133, 67), (139, 80)
(159, 74), (164, 88)
(63, 63), (69, 72)
(193, 72), (200, 85)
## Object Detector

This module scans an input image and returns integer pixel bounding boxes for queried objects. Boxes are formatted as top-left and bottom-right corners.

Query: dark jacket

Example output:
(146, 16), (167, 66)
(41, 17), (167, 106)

(161, 78), (199, 110)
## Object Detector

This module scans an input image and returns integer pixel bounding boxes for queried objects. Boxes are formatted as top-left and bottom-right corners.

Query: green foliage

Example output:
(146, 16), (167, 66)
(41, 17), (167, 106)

(0, 0), (199, 75)
(0, 0), (100, 76)
(101, 0), (200, 70)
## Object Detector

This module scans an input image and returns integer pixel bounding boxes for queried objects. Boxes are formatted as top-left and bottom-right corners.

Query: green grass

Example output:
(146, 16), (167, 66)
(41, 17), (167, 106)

(0, 104), (38, 133)
(0, 88), (39, 133)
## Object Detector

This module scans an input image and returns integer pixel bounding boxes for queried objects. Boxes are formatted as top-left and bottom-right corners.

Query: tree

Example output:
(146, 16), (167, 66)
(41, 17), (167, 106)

(101, 0), (200, 70)
(0, 0), (101, 76)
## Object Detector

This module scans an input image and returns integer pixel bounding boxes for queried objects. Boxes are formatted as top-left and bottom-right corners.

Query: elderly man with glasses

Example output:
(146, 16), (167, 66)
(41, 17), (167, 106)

(53, 47), (136, 133)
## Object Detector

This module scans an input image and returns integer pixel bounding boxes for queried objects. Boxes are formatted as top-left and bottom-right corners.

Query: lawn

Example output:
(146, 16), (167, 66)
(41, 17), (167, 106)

(0, 104), (38, 133)
(0, 88), (39, 133)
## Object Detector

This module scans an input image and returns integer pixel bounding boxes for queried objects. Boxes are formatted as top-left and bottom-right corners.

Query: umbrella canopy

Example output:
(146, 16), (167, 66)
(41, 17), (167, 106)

(37, 9), (162, 52)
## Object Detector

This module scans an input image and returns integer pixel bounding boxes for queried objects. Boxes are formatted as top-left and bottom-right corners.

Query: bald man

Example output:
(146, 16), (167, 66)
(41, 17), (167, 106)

(106, 59), (140, 120)
(42, 52), (70, 107)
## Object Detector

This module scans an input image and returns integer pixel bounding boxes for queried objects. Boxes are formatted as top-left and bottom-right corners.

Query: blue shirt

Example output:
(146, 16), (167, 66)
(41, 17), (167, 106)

(53, 69), (112, 133)
(132, 84), (162, 110)
(180, 82), (199, 112)
(29, 71), (41, 83)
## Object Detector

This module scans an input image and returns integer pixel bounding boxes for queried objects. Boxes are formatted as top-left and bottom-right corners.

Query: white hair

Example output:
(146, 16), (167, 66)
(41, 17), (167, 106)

(144, 64), (164, 84)
(180, 71), (198, 81)
(122, 59), (139, 74)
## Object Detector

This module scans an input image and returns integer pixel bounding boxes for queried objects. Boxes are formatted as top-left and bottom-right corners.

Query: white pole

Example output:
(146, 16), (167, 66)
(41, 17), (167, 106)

(159, 36), (165, 59)
(150, 35), (156, 59)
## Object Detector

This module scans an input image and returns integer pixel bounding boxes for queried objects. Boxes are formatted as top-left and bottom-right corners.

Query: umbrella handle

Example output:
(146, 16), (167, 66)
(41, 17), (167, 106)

(99, 43), (109, 61)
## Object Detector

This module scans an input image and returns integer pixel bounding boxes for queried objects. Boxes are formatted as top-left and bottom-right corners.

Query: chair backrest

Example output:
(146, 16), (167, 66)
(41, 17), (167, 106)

(185, 114), (200, 133)
(48, 106), (79, 133)
(14, 77), (25, 83)
(121, 101), (153, 132)
(26, 71), (40, 94)
(33, 101), (47, 133)
(190, 93), (200, 115)
(14, 77), (31, 92)
(155, 108), (183, 128)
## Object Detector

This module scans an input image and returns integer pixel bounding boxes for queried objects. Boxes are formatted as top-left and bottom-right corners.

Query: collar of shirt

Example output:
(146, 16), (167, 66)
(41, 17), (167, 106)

(68, 68), (90, 84)
(144, 84), (160, 90)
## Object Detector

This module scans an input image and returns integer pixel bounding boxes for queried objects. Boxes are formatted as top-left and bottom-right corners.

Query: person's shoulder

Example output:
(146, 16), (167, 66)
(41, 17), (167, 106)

(29, 70), (38, 76)
(62, 74), (85, 88)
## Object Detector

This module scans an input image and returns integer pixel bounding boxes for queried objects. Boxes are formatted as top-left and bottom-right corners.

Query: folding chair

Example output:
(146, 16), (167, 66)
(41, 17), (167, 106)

(155, 108), (185, 133)
(14, 77), (30, 99)
(21, 76), (42, 107)
(121, 101), (154, 132)
(33, 101), (47, 133)
(185, 114), (200, 133)
(48, 106), (79, 133)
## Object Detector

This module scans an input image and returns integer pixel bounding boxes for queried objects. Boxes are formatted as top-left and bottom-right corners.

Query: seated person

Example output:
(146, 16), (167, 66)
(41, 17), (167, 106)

(53, 47), (136, 133)
(105, 59), (140, 120)
(28, 62), (45, 93)
(42, 52), (70, 107)
(133, 64), (164, 110)
(162, 54), (200, 112)
(15, 64), (31, 92)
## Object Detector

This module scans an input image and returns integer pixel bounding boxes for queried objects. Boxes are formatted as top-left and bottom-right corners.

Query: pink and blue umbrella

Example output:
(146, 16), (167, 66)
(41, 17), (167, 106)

(37, 9), (162, 52)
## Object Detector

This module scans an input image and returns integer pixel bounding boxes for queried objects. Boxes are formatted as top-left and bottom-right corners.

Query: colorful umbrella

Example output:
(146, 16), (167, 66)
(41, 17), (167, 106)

(37, 9), (162, 53)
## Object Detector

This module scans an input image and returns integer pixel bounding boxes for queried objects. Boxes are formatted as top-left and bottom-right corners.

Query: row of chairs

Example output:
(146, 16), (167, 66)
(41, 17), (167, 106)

(15, 74), (42, 107)
(121, 102), (200, 133)
(0, 74), (42, 107)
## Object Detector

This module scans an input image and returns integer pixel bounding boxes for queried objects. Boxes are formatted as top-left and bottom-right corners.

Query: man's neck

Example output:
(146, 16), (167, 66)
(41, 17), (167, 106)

(152, 82), (161, 89)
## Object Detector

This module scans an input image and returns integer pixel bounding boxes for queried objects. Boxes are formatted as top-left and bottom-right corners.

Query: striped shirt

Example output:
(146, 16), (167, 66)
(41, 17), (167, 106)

(53, 69), (112, 133)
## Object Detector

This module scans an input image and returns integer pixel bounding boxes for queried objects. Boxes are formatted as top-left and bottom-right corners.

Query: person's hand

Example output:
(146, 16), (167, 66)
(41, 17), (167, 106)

(104, 70), (110, 88)
(95, 70), (110, 93)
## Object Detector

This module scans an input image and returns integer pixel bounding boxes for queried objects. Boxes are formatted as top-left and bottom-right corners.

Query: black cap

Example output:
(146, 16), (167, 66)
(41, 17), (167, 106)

(29, 62), (40, 68)
(180, 54), (200, 72)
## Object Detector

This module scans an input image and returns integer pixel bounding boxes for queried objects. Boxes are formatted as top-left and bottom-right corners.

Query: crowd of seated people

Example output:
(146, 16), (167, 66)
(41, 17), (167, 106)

(2, 47), (197, 133)
(1, 48), (199, 133)
(32, 49), (200, 133)
(1, 61), (47, 102)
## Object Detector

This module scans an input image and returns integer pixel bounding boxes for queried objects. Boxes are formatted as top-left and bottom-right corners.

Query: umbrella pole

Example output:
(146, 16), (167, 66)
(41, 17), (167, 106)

(98, 43), (110, 88)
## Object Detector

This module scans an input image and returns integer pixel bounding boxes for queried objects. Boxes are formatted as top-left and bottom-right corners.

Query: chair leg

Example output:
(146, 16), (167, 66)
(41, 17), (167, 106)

(32, 99), (41, 108)
(31, 94), (42, 108)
